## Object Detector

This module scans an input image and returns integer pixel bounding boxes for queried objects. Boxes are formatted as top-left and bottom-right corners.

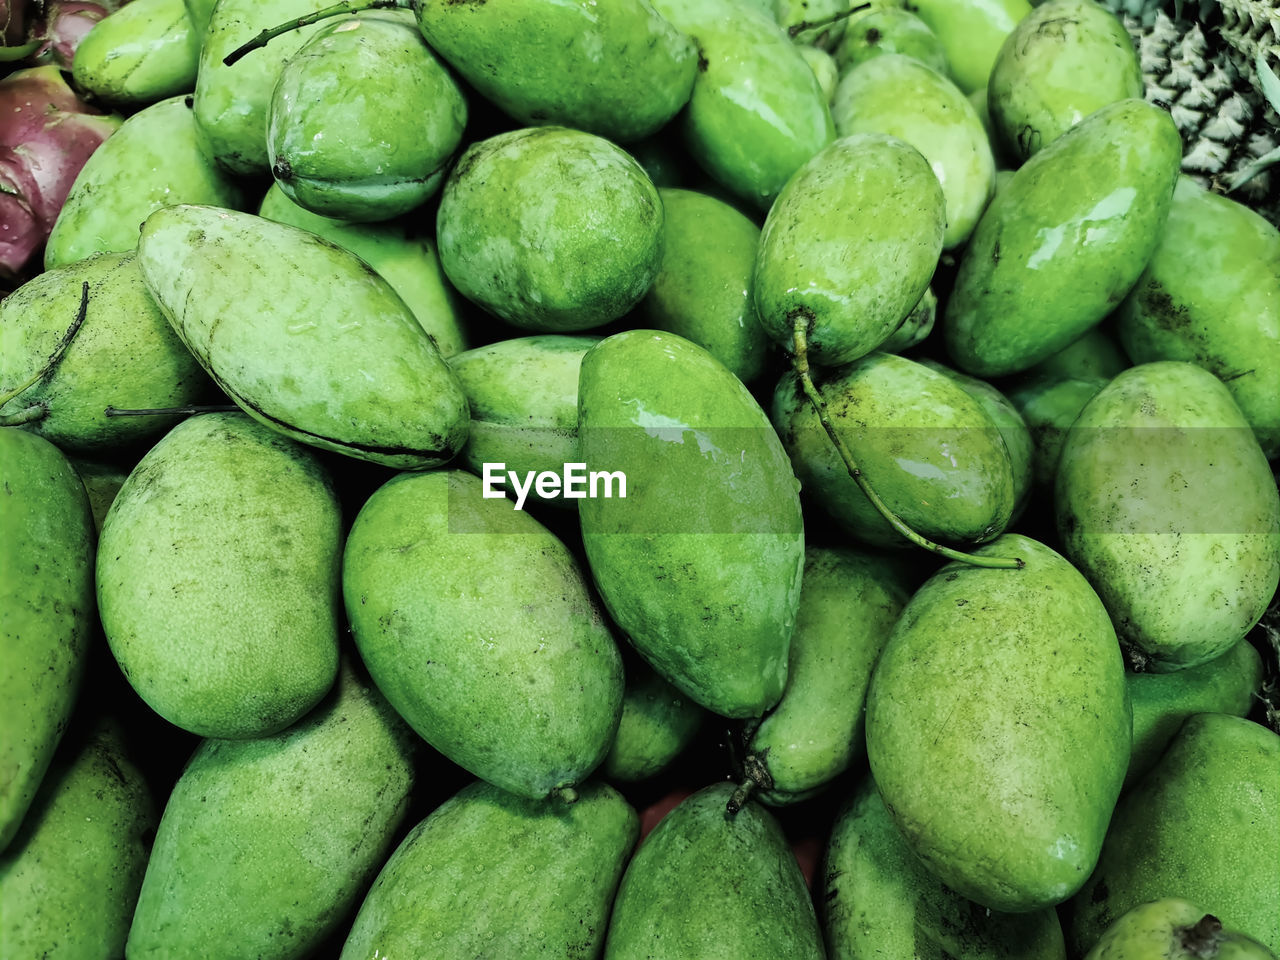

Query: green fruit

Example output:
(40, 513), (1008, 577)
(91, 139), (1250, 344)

(823, 777), (1068, 960)
(0, 430), (94, 852)
(97, 413), (341, 739)
(137, 204), (470, 469)
(1116, 176), (1280, 459)
(1055, 362), (1280, 671)
(45, 95), (244, 269)
(1006, 375), (1108, 491)
(1066, 714), (1280, 956)
(945, 99), (1181, 377)
(578, 330), (804, 719)
(866, 534), (1130, 912)
(342, 780), (637, 958)
(1020, 328), (1129, 385)
(604, 782), (824, 959)
(834, 7), (950, 75)
(72, 0), (199, 108)
(0, 720), (154, 959)
(755, 134), (945, 365)
(772, 0), (849, 45)
(799, 45), (839, 103)
(69, 457), (129, 534)
(880, 287), (938, 354)
(601, 658), (705, 783)
(437, 127), (663, 332)
(906, 0), (1031, 93)
(343, 470), (624, 798)
(1083, 900), (1279, 960)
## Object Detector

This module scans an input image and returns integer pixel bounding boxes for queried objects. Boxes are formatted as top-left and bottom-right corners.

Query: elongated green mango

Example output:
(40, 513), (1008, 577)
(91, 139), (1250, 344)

(1055, 362), (1280, 670)
(756, 134), (944, 365)
(344, 470), (623, 798)
(604, 782), (824, 959)
(905, 0), (1031, 93)
(72, 0), (199, 108)
(1007, 375), (1109, 491)
(945, 99), (1181, 377)
(578, 331), (805, 719)
(98, 413), (341, 739)
(343, 780), (636, 958)
(881, 287), (938, 353)
(824, 777), (1068, 960)
(1020, 328), (1129, 386)
(45, 95), (244, 268)
(602, 657), (705, 783)
(866, 535), (1130, 912)
(137, 204), (469, 468)
(1116, 177), (1280, 459)
(1082, 900), (1279, 960)
(0, 430), (94, 852)
(834, 7), (950, 75)
(127, 663), (416, 959)
(800, 46), (839, 103)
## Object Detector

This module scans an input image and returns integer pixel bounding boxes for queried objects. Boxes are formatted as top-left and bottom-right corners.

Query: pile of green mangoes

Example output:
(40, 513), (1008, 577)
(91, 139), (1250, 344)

(2, 0), (1279, 956)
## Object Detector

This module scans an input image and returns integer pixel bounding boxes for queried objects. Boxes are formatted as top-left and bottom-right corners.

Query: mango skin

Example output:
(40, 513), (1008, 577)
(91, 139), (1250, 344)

(416, 0), (695, 143)
(906, 0), (1030, 92)
(866, 534), (1131, 913)
(945, 99), (1182, 377)
(45, 95), (244, 269)
(1055, 362), (1280, 670)
(832, 55), (995, 249)
(755, 133), (945, 365)
(343, 780), (637, 959)
(1007, 375), (1109, 491)
(0, 430), (94, 853)
(127, 663), (417, 960)
(578, 331), (805, 719)
(1083, 900), (1280, 960)
(1116, 177), (1280, 459)
(602, 658), (705, 783)
(72, 0), (199, 108)
(823, 777), (1068, 960)
(97, 413), (341, 739)
(138, 204), (470, 469)
(800, 46), (839, 104)
(343, 470), (623, 799)
(269, 11), (466, 222)
(1022, 328), (1129, 385)
(834, 7), (950, 75)
(604, 783), (824, 960)
(0, 252), (212, 452)
(1066, 715), (1280, 956)
(0, 721), (155, 959)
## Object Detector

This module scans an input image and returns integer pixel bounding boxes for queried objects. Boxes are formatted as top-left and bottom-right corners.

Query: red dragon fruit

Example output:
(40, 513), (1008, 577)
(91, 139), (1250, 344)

(1, 1), (125, 69)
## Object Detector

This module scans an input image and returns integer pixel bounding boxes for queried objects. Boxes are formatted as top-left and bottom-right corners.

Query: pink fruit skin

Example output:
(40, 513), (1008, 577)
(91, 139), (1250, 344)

(4, 1), (125, 68)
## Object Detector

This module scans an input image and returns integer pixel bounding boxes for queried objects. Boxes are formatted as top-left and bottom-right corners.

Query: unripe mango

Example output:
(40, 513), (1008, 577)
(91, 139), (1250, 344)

(72, 0), (199, 108)
(905, 0), (1031, 93)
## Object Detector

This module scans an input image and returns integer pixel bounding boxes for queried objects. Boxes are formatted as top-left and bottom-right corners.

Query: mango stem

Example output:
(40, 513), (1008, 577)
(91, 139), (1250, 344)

(104, 405), (240, 417)
(787, 1), (872, 38)
(790, 317), (1024, 570)
(222, 0), (405, 66)
(725, 779), (756, 819)
(0, 282), (88, 410)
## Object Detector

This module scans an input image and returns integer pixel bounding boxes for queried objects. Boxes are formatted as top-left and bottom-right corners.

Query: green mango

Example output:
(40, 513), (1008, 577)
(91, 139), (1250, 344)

(1125, 640), (1264, 788)
(772, 352), (1016, 548)
(988, 0), (1142, 162)
(1055, 362), (1280, 670)
(70, 457), (130, 534)
(649, 0), (835, 209)
(604, 782), (824, 959)
(755, 133), (945, 365)
(127, 662), (416, 959)
(1020, 327), (1129, 385)
(415, 0), (695, 143)
(832, 55), (994, 248)
(904, 0), (1031, 93)
(0, 720), (154, 958)
(880, 286), (938, 354)
(343, 470), (623, 798)
(45, 95), (244, 269)
(945, 99), (1181, 377)
(137, 204), (470, 468)
(1116, 176), (1280, 459)
(834, 7), (950, 75)
(1066, 714), (1280, 956)
(799, 45), (839, 103)
(0, 430), (94, 852)
(745, 547), (909, 806)
(772, 0), (850, 45)
(72, 0), (199, 108)
(823, 777), (1068, 960)
(1006, 375), (1108, 491)
(602, 658), (705, 783)
(1083, 900), (1279, 960)
(0, 252), (213, 451)
(97, 413), (341, 739)
(638, 187), (769, 384)
(268, 11), (466, 222)
(578, 330), (805, 719)
(342, 780), (637, 958)
(865, 534), (1130, 912)
(437, 127), (663, 332)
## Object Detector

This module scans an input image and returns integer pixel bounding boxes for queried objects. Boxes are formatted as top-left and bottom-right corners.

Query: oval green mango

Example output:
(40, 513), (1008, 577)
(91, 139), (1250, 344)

(72, 0), (198, 108)
(773, 0), (850, 45)
(268, 11), (466, 222)
(97, 413), (341, 739)
(755, 133), (945, 365)
(1007, 375), (1109, 491)
(604, 782), (824, 959)
(866, 534), (1130, 912)
(578, 330), (805, 719)
(1081, 899), (1278, 960)
(1055, 362), (1280, 671)
(343, 780), (637, 958)
(138, 204), (470, 468)
(343, 470), (623, 799)
(945, 99), (1181, 377)
(988, 0), (1142, 162)
(833, 54), (994, 248)
(601, 658), (705, 783)
(45, 95), (244, 269)
(799, 45), (839, 103)
(1020, 327), (1129, 385)
(904, 0), (1031, 93)
(880, 286), (938, 353)
(1116, 176), (1280, 459)
(834, 7), (950, 75)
